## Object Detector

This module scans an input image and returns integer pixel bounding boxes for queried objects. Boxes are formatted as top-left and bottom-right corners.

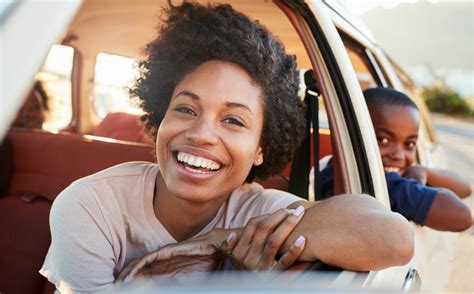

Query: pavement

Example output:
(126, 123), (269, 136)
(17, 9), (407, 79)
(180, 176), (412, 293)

(431, 114), (474, 292)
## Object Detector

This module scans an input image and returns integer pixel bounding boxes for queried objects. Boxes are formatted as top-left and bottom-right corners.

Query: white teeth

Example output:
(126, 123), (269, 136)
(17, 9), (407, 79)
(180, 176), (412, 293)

(195, 158), (202, 167)
(176, 152), (221, 171)
(384, 167), (400, 173)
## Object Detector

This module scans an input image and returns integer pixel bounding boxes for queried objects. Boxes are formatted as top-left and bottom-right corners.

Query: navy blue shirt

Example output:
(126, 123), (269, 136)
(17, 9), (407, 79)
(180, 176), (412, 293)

(319, 159), (437, 225)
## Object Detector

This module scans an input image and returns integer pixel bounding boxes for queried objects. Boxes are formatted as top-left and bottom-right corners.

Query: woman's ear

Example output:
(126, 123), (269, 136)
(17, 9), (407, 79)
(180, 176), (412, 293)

(254, 147), (263, 166)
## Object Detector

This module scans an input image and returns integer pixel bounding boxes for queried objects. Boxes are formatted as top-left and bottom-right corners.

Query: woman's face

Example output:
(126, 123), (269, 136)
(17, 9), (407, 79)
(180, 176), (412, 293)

(156, 60), (264, 204)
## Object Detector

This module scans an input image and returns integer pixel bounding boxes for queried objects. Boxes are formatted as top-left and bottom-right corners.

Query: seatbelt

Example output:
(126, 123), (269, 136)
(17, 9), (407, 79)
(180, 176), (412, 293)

(288, 70), (321, 200)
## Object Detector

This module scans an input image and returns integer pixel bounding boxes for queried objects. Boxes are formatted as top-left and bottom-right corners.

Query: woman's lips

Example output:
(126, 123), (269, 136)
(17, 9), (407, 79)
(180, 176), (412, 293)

(176, 151), (221, 171)
(172, 151), (223, 181)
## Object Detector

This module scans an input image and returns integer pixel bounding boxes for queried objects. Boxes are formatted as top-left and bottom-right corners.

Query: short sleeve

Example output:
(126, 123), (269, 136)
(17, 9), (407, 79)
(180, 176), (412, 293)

(39, 182), (116, 293)
(386, 173), (437, 225)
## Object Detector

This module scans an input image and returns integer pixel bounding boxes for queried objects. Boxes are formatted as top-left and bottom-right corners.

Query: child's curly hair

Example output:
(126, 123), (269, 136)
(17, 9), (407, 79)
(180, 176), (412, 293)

(130, 1), (306, 182)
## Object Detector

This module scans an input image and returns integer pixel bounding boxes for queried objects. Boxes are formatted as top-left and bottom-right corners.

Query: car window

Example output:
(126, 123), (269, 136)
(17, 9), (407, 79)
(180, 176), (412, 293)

(35, 44), (74, 131)
(339, 32), (383, 90)
(91, 52), (143, 119)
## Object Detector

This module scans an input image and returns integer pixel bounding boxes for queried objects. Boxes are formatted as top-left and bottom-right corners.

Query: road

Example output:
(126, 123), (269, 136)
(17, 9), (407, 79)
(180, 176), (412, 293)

(431, 114), (474, 292)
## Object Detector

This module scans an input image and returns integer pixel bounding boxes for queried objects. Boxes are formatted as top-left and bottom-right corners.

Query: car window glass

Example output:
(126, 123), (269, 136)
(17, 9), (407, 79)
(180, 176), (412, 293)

(36, 45), (74, 131)
(91, 52), (142, 118)
(0, 0), (15, 23)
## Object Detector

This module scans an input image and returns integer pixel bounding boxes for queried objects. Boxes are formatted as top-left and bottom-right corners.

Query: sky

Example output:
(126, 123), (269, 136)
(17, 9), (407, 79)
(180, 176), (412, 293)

(343, 0), (440, 15)
(342, 0), (474, 97)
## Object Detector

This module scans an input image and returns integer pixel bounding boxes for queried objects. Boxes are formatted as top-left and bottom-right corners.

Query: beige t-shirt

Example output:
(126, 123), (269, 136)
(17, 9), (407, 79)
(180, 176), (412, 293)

(40, 162), (301, 293)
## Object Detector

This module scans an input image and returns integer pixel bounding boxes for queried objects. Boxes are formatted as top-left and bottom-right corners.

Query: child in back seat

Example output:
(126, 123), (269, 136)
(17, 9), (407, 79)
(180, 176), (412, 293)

(318, 87), (472, 232)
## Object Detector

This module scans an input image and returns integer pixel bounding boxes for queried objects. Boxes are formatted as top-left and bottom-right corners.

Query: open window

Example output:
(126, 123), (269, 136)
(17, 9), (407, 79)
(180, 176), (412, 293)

(91, 52), (142, 119)
(11, 45), (75, 131)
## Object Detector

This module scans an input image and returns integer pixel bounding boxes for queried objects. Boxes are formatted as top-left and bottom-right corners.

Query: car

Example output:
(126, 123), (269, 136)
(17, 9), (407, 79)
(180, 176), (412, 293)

(0, 0), (456, 293)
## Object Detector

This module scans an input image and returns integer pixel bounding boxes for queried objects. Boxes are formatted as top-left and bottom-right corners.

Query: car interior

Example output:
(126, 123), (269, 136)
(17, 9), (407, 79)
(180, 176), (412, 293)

(0, 0), (433, 293)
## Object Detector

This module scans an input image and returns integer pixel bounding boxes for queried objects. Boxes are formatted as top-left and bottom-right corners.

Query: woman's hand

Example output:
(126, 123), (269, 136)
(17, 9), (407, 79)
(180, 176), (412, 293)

(117, 207), (305, 282)
(117, 228), (239, 281)
(229, 206), (306, 271)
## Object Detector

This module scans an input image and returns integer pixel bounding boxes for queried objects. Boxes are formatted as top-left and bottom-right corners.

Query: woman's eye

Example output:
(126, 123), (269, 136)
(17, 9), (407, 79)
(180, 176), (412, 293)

(223, 117), (245, 127)
(175, 106), (196, 116)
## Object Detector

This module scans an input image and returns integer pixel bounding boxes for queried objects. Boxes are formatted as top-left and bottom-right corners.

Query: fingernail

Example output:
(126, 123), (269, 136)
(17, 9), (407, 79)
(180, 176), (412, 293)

(292, 205), (305, 217)
(226, 232), (236, 244)
(294, 235), (305, 247)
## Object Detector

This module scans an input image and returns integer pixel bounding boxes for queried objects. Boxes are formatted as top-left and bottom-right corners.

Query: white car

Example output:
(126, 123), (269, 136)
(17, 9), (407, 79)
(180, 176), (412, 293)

(0, 0), (454, 293)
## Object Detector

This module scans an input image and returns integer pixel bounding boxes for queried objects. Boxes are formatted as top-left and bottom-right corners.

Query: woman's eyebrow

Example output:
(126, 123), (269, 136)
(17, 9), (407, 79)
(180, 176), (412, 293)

(224, 102), (253, 115)
(172, 90), (199, 101)
(172, 91), (253, 115)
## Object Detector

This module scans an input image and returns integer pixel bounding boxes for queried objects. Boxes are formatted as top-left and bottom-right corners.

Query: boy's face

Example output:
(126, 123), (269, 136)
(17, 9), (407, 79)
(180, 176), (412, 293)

(368, 103), (420, 175)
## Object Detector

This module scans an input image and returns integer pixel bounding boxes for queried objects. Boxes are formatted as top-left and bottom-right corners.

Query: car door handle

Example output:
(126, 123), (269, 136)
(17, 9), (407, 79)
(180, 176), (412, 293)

(402, 268), (421, 292)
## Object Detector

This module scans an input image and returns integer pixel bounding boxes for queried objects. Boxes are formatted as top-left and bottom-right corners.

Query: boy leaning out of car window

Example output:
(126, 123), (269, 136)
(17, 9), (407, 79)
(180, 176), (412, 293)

(318, 87), (472, 232)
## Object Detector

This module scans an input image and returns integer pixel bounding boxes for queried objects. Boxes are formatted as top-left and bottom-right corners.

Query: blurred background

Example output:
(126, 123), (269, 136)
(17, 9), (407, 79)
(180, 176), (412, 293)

(345, 0), (474, 117)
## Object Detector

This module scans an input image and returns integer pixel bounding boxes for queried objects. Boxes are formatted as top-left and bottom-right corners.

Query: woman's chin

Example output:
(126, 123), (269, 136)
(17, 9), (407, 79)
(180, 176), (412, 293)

(166, 183), (228, 205)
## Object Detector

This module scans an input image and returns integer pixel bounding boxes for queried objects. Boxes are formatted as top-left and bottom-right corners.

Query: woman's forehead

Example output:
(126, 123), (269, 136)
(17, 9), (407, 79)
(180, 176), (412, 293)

(173, 61), (263, 108)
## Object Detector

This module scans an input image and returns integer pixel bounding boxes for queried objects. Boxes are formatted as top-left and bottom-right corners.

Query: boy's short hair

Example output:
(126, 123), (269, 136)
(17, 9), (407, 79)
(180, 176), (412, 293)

(363, 87), (418, 111)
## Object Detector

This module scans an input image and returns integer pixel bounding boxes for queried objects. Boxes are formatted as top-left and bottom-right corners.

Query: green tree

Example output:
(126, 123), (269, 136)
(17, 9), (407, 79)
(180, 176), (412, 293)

(422, 85), (473, 116)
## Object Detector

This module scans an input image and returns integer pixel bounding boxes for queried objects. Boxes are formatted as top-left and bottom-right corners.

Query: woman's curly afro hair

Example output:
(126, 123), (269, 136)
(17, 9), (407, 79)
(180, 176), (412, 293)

(131, 1), (306, 182)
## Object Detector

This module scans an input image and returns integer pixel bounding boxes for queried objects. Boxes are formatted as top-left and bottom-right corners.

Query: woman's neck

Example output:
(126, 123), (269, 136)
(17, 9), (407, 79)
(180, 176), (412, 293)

(153, 172), (226, 242)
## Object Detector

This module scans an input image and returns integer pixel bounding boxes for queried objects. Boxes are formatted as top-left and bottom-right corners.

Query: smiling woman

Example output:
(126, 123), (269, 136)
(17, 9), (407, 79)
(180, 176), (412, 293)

(38, 2), (414, 293)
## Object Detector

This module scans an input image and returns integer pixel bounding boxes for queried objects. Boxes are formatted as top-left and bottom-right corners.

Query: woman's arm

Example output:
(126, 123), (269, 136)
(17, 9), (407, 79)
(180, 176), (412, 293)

(403, 165), (472, 198)
(122, 195), (414, 276)
(41, 183), (117, 293)
(284, 194), (414, 271)
(423, 188), (472, 231)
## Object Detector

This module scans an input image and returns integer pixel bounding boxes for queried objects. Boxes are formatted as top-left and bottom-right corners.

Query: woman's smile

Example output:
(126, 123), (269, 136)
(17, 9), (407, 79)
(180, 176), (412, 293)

(172, 149), (223, 181)
(176, 152), (221, 173)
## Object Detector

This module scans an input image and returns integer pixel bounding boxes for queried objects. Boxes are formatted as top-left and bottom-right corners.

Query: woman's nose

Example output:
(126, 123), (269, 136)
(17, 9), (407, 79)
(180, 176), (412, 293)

(184, 119), (219, 146)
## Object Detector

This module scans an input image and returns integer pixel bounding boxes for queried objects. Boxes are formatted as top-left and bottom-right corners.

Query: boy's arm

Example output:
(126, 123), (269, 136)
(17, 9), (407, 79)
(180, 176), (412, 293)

(403, 165), (472, 198)
(285, 194), (414, 271)
(424, 188), (472, 231)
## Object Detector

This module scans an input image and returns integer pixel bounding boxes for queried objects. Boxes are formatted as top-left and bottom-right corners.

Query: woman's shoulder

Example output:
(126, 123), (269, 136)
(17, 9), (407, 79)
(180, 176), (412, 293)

(79, 161), (158, 183)
(225, 182), (302, 225)
(70, 161), (157, 190)
(53, 162), (158, 214)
